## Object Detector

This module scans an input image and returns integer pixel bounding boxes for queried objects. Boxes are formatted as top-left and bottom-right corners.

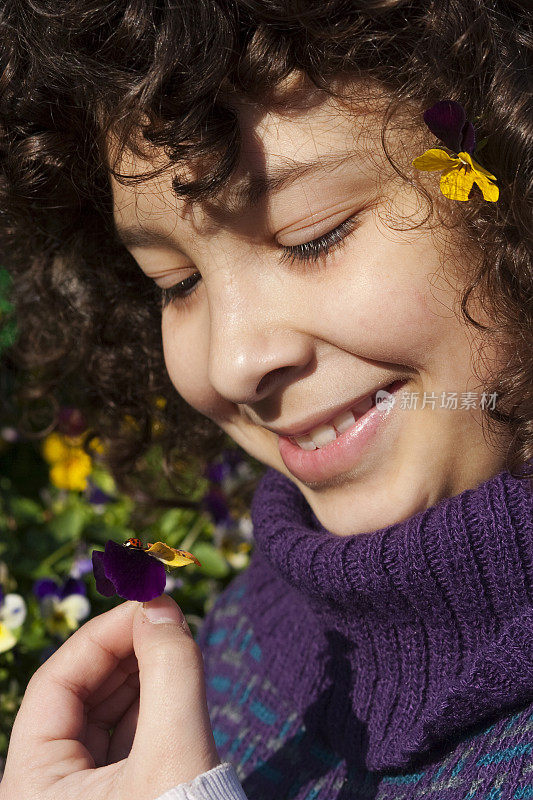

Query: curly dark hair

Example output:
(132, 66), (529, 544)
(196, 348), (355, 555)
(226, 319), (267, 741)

(0, 0), (531, 502)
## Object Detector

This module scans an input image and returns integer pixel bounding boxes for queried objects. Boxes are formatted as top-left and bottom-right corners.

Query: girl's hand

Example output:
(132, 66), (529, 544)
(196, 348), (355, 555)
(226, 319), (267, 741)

(0, 595), (221, 800)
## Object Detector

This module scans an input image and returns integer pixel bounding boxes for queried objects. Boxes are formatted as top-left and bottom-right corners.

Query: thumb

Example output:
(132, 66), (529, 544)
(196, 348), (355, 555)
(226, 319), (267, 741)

(128, 594), (220, 795)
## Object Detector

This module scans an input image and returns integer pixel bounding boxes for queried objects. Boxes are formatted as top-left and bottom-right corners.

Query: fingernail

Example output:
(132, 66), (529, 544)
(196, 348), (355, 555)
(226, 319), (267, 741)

(142, 596), (185, 624)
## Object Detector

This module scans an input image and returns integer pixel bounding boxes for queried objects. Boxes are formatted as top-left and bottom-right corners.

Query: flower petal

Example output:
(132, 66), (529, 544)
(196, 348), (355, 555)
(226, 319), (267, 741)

(470, 156), (497, 180)
(423, 100), (466, 153)
(33, 578), (60, 600)
(473, 170), (499, 202)
(461, 121), (476, 155)
(58, 594), (91, 623)
(50, 453), (92, 491)
(92, 550), (117, 597)
(0, 623), (17, 653)
(0, 593), (27, 628)
(59, 577), (86, 599)
(103, 539), (166, 601)
(145, 542), (201, 568)
(203, 488), (232, 525)
(412, 148), (458, 171)
(439, 165), (475, 201)
(42, 432), (70, 464)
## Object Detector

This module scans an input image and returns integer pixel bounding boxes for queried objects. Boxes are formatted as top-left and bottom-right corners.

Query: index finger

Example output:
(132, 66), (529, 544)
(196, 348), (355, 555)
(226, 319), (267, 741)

(13, 600), (139, 746)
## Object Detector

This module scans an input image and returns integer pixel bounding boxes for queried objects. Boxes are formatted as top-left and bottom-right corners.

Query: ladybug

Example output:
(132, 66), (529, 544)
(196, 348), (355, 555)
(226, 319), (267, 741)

(123, 537), (147, 549)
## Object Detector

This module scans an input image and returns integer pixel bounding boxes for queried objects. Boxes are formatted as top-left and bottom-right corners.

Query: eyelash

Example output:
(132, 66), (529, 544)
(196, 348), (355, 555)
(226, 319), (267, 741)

(159, 214), (360, 310)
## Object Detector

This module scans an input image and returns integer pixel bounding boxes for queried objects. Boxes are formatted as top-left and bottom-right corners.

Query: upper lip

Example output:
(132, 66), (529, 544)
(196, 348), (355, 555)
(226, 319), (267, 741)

(262, 380), (400, 438)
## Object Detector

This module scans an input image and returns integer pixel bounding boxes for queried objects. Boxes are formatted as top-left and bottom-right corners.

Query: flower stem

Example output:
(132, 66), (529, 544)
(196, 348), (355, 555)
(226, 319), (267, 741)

(179, 514), (205, 552)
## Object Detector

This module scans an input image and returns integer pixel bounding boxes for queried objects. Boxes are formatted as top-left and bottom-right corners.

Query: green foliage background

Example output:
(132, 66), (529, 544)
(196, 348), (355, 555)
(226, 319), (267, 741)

(0, 267), (262, 761)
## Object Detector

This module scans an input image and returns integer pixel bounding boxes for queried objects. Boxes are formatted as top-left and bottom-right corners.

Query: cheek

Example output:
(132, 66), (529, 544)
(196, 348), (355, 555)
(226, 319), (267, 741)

(331, 263), (458, 371)
(161, 311), (210, 409)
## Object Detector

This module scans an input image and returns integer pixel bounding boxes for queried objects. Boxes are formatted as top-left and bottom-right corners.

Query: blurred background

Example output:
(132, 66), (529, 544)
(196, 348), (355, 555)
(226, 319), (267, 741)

(0, 264), (264, 764)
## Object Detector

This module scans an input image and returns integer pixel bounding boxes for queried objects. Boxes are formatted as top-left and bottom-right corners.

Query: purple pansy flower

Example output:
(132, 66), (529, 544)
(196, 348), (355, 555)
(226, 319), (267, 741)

(57, 407), (87, 437)
(92, 539), (201, 602)
(222, 448), (245, 469)
(205, 461), (229, 484)
(87, 483), (116, 506)
(202, 487), (233, 526)
(33, 576), (87, 600)
(423, 100), (476, 155)
(204, 448), (245, 484)
(413, 99), (498, 203)
(70, 554), (94, 579)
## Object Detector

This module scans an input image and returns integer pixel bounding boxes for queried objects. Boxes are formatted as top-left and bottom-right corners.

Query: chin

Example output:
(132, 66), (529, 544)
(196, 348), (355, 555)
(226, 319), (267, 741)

(302, 472), (436, 537)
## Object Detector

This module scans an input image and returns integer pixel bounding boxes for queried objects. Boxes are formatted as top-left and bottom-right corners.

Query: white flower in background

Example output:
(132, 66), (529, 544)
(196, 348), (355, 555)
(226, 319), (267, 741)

(33, 578), (90, 638)
(0, 592), (27, 653)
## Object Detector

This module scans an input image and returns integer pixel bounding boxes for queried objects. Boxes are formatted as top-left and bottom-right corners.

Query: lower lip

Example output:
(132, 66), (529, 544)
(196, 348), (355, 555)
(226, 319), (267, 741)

(277, 380), (407, 482)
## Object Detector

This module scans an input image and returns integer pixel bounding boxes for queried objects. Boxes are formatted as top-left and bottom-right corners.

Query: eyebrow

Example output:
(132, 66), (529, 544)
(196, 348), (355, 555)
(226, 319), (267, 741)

(114, 150), (357, 249)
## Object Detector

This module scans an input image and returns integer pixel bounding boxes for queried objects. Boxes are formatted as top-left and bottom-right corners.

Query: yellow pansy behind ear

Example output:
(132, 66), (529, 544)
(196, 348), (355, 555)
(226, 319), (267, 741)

(471, 168), (499, 202)
(413, 148), (499, 202)
(412, 148), (459, 171)
(439, 166), (476, 201)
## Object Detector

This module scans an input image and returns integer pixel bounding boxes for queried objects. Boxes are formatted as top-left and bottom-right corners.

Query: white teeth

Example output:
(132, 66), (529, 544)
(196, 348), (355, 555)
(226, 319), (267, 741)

(294, 433), (318, 450)
(292, 394), (375, 450)
(331, 409), (356, 433)
(307, 423), (338, 448)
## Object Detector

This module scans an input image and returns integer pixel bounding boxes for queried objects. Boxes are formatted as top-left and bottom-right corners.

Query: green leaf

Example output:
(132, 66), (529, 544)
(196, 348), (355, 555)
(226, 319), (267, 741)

(158, 508), (190, 540)
(48, 506), (86, 542)
(89, 465), (117, 496)
(9, 497), (44, 524)
(193, 542), (230, 579)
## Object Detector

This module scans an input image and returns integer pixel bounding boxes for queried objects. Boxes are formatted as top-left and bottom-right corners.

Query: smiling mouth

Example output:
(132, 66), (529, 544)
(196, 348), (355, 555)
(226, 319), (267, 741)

(281, 380), (405, 450)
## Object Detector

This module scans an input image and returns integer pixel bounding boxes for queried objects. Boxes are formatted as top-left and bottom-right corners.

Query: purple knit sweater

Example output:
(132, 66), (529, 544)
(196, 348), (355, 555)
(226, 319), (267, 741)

(161, 464), (533, 799)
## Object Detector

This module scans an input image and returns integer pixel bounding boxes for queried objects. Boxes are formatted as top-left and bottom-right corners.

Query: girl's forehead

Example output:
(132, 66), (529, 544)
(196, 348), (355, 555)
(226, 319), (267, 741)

(109, 86), (410, 221)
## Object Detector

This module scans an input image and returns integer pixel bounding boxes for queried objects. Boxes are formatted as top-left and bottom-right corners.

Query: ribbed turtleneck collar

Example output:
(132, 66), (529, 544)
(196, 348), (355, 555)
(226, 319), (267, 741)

(247, 466), (533, 772)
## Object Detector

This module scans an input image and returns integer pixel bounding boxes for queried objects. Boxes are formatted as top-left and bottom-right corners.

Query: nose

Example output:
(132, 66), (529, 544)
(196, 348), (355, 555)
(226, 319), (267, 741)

(206, 274), (314, 405)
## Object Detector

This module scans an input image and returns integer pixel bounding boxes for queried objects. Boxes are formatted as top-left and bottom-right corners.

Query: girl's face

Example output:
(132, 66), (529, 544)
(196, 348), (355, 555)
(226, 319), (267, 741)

(111, 87), (509, 535)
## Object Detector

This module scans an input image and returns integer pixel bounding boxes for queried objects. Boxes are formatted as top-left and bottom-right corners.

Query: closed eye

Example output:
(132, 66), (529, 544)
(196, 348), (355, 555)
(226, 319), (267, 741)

(159, 213), (361, 309)
(279, 214), (360, 264)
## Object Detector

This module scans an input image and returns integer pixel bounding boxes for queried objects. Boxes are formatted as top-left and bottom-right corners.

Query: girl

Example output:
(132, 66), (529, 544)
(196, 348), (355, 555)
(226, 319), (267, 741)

(0, 1), (532, 798)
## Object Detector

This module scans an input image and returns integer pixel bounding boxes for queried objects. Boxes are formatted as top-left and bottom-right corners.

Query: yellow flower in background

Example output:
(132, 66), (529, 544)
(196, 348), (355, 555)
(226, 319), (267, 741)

(412, 149), (499, 202)
(41, 593), (90, 637)
(87, 436), (105, 456)
(42, 432), (92, 491)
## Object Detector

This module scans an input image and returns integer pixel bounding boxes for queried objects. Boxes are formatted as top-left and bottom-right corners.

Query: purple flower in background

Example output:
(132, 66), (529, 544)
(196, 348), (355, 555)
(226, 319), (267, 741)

(57, 407), (87, 437)
(222, 448), (244, 469)
(204, 448), (245, 484)
(92, 539), (201, 602)
(204, 461), (230, 484)
(70, 555), (94, 579)
(202, 487), (233, 526)
(86, 481), (116, 507)
(33, 576), (87, 600)
(423, 100), (476, 155)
